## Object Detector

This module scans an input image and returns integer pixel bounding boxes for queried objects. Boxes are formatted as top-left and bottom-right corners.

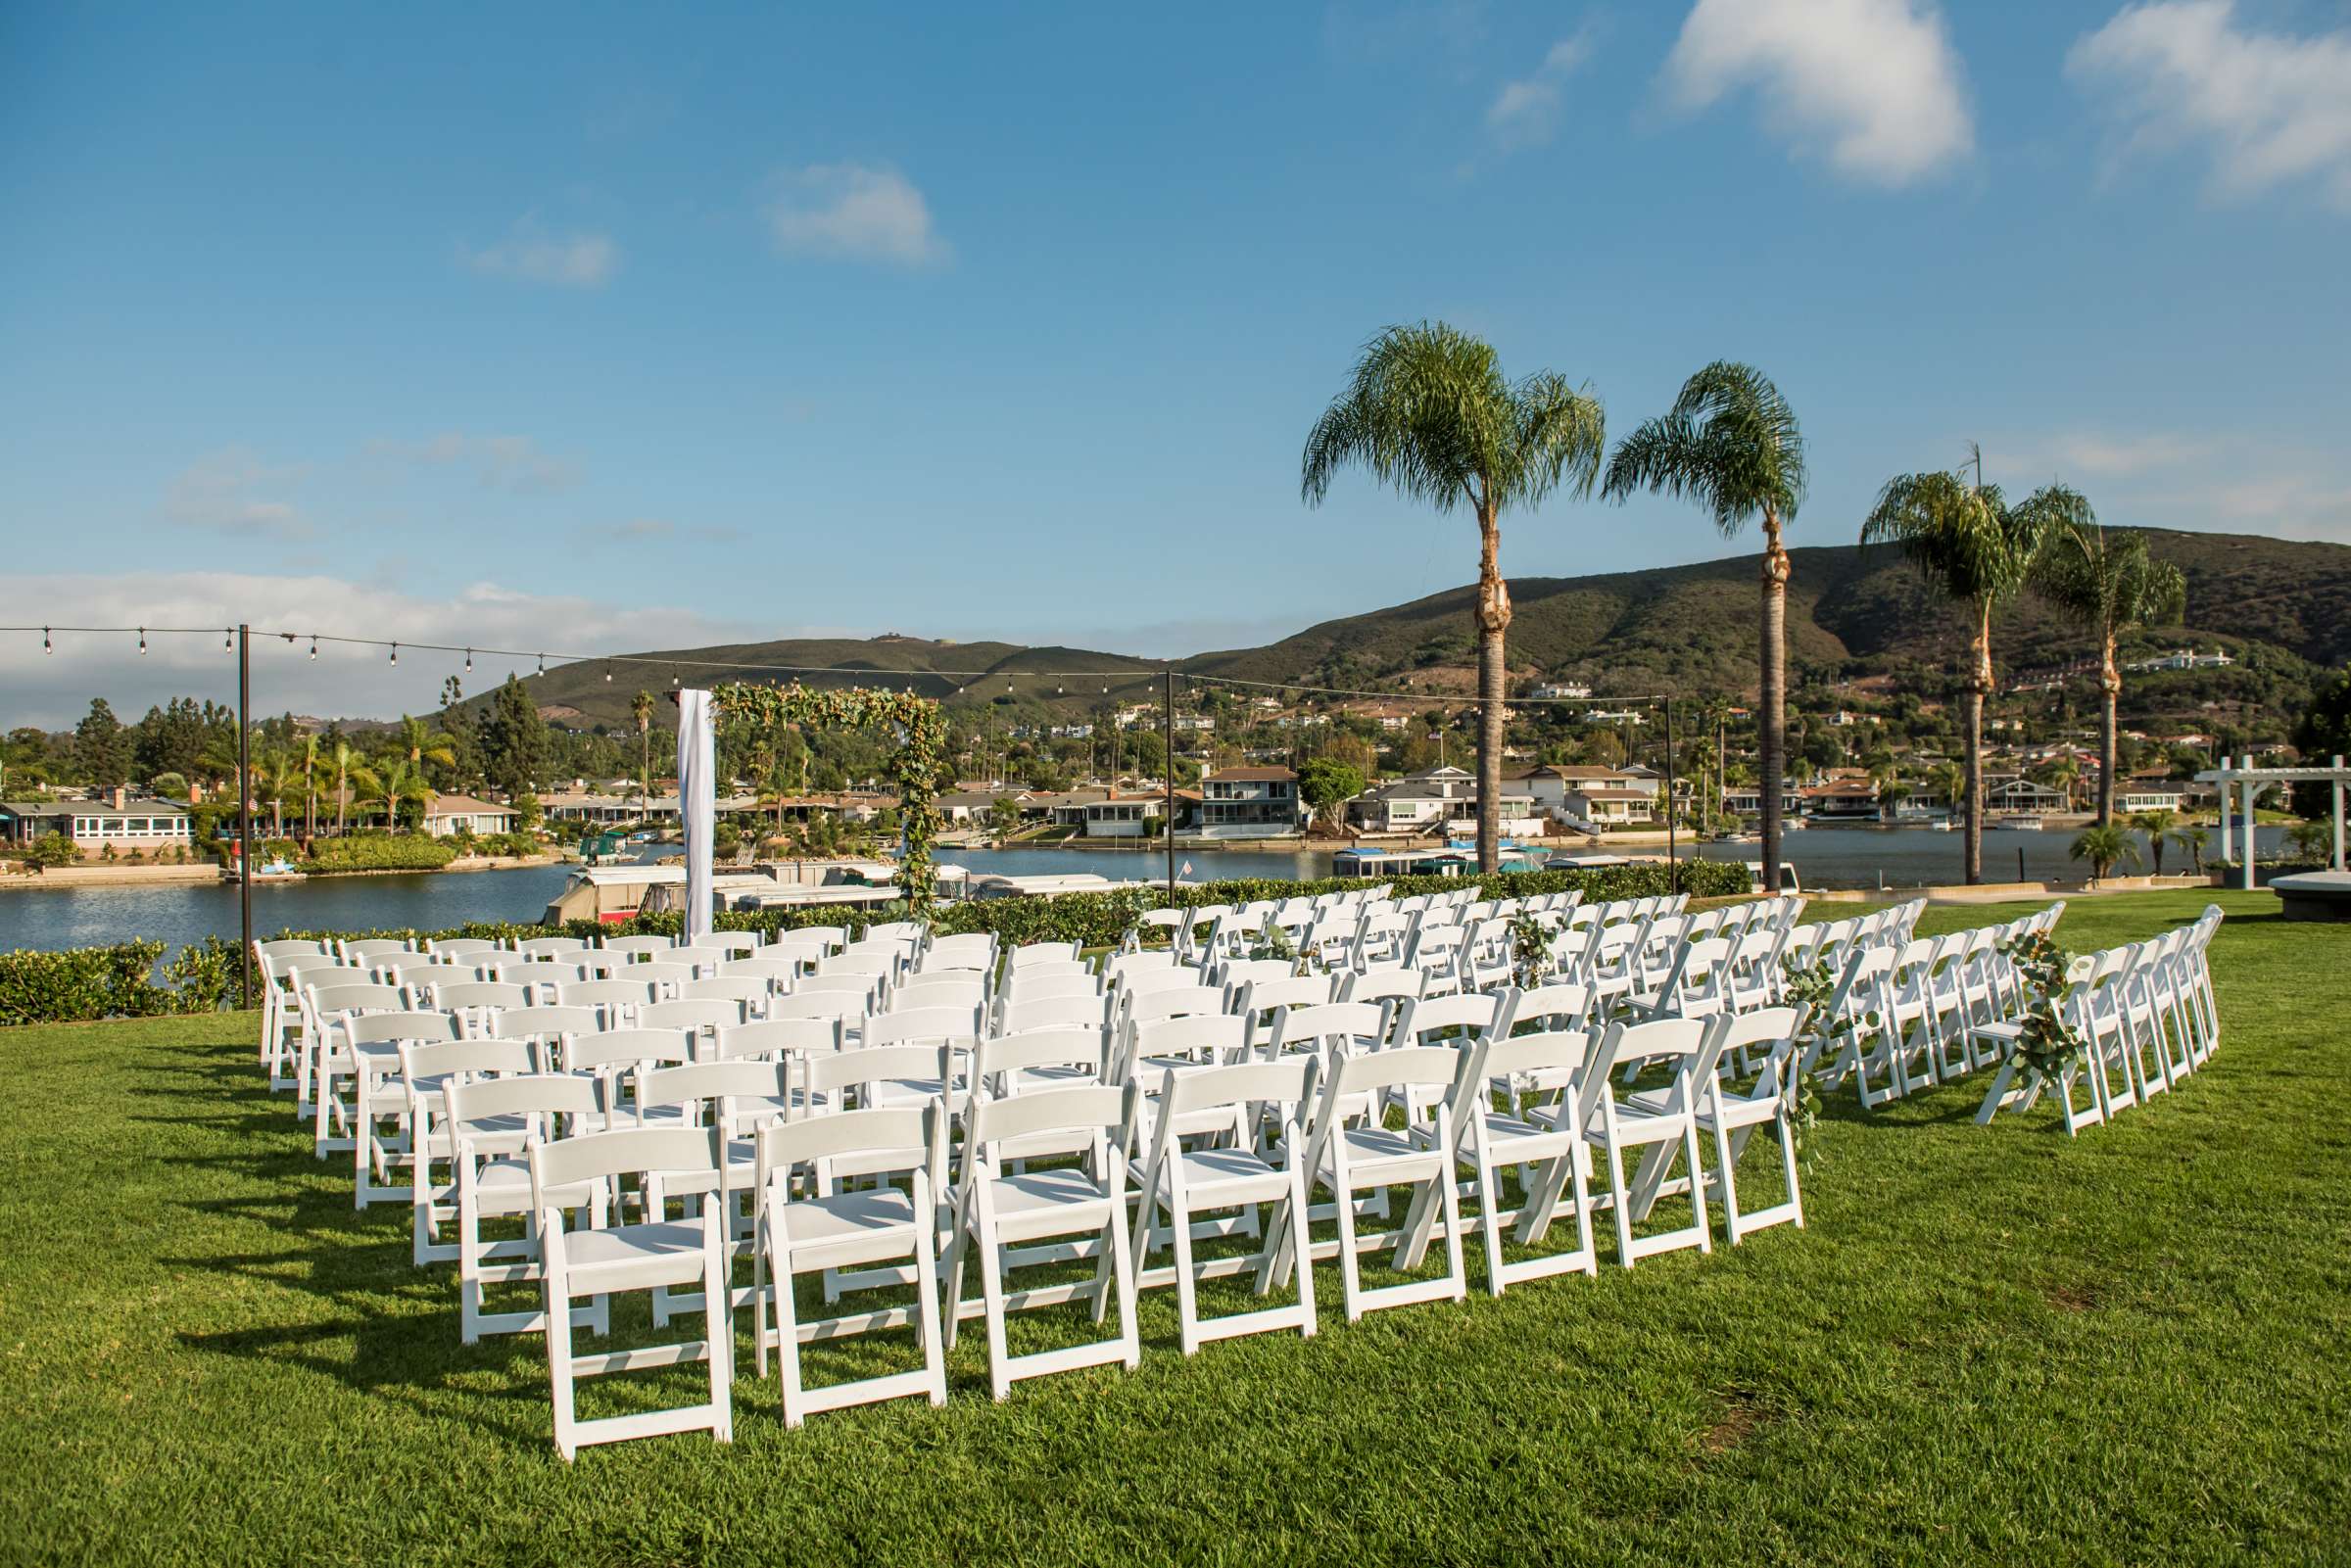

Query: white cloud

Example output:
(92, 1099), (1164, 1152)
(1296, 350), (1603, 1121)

(0, 572), (774, 728)
(2068, 1), (2351, 210)
(764, 164), (948, 266)
(1662, 0), (1973, 186)
(365, 433), (581, 495)
(166, 448), (311, 539)
(2001, 430), (2217, 481)
(459, 218), (619, 287)
(1487, 26), (1598, 149)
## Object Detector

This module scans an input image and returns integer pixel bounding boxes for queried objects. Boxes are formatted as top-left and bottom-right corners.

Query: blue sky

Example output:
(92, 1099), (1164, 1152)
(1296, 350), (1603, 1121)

(3, 0), (2348, 724)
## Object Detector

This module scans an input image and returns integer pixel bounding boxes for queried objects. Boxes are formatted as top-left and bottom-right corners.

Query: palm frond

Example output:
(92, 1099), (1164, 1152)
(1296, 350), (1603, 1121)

(1598, 361), (1804, 535)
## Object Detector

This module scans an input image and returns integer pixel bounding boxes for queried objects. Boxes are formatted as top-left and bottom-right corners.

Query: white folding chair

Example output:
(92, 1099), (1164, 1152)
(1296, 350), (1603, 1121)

(529, 1126), (734, 1460)
(443, 1071), (609, 1344)
(1578, 1017), (1716, 1266)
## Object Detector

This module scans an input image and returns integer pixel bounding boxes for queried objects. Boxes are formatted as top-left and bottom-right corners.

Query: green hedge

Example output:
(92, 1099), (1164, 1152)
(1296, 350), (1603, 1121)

(255, 860), (1754, 955)
(0, 936), (239, 1027)
(300, 832), (460, 876)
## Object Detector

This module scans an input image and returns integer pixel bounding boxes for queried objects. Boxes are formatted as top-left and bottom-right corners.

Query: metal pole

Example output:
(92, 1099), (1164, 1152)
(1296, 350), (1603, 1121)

(1663, 696), (1677, 889)
(1163, 669), (1176, 898)
(2333, 754), (2344, 873)
(237, 623), (254, 1011)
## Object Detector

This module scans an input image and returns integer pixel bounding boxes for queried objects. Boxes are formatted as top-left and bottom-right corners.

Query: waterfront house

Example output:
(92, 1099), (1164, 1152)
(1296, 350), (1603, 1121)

(1800, 778), (1881, 821)
(1528, 680), (1591, 700)
(421, 793), (519, 838)
(1721, 784), (1804, 818)
(0, 790), (195, 852)
(1198, 767), (1306, 838)
(1080, 794), (1164, 838)
(1983, 777), (2070, 815)
(1560, 786), (1655, 827)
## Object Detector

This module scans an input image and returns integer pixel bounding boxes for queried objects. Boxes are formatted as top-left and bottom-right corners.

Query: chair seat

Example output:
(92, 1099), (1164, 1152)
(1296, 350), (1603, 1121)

(469, 1160), (605, 1216)
(560, 1220), (710, 1294)
(1164, 1145), (1289, 1205)
(1319, 1123), (1443, 1181)
(775, 1186), (923, 1269)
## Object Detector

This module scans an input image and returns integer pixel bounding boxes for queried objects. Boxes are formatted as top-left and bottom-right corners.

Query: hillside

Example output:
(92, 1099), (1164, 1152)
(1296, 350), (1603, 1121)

(1188, 529), (2351, 698)
(498, 528), (2349, 730)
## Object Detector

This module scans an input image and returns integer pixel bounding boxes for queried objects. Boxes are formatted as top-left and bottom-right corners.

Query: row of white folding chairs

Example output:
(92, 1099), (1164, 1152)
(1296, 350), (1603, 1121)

(1972, 907), (2222, 1135)
(1800, 904), (2064, 1108)
(418, 995), (1806, 1455)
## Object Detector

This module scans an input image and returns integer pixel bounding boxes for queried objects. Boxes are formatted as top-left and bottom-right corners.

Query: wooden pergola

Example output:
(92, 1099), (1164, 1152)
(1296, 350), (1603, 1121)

(2195, 754), (2348, 890)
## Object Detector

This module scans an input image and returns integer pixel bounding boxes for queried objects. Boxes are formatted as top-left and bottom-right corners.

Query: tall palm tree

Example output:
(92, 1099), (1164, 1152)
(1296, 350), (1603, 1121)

(371, 757), (432, 832)
(631, 689), (656, 826)
(1862, 451), (2070, 883)
(2030, 516), (2186, 826)
(2041, 753), (2082, 812)
(299, 734), (320, 843)
(1301, 321), (1606, 872)
(1602, 363), (1805, 889)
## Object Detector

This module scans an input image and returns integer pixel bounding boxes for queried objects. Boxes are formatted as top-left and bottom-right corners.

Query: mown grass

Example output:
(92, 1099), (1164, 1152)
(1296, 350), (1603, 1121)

(2, 891), (2346, 1565)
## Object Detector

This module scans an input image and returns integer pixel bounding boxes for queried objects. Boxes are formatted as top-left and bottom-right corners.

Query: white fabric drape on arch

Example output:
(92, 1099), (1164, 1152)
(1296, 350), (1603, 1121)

(676, 689), (716, 943)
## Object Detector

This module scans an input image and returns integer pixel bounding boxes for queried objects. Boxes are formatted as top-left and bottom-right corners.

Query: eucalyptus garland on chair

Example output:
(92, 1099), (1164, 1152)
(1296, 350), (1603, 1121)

(1509, 913), (1554, 990)
(1993, 928), (2088, 1084)
(1775, 956), (1860, 1172)
(708, 681), (949, 914)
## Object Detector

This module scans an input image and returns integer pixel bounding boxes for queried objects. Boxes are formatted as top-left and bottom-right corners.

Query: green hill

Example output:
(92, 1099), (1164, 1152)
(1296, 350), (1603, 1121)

(494, 528), (2349, 731)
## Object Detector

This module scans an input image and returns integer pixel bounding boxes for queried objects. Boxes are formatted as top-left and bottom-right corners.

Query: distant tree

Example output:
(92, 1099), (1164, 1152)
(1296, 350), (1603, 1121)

(2131, 808), (2180, 875)
(2284, 819), (2332, 864)
(2039, 753), (2082, 811)
(328, 739), (378, 837)
(2070, 822), (2140, 884)
(1927, 760), (1966, 812)
(1296, 757), (1367, 833)
(2171, 824), (2209, 878)
(1303, 321), (1606, 874)
(631, 689), (657, 819)
(480, 675), (550, 799)
(984, 796), (1023, 841)
(2289, 667), (2351, 820)
(131, 697), (209, 783)
(74, 699), (129, 790)
(149, 771), (189, 801)
(2032, 518), (2185, 825)
(1862, 451), (2070, 883)
(1603, 362), (1806, 889)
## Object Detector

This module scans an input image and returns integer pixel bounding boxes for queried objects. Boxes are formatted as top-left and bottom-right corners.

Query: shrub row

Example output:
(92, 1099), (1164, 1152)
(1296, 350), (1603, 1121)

(0, 936), (239, 1027)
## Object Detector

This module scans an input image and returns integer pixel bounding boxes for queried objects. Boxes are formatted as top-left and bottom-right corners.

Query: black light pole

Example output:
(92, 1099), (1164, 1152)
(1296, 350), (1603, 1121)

(237, 623), (254, 1010)
(1163, 668), (1176, 898)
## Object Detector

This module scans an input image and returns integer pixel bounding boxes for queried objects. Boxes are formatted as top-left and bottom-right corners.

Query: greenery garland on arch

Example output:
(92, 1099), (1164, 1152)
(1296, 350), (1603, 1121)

(707, 681), (948, 914)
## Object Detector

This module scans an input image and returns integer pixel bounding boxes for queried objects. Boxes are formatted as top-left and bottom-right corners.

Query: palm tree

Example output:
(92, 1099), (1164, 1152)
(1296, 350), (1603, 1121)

(631, 689), (657, 827)
(371, 758), (432, 832)
(2031, 517), (2186, 826)
(397, 715), (457, 784)
(298, 734), (320, 843)
(2041, 753), (2082, 813)
(1928, 760), (1965, 819)
(2070, 822), (2140, 885)
(328, 740), (378, 837)
(2131, 808), (2180, 876)
(251, 736), (293, 837)
(1302, 321), (1606, 873)
(2172, 824), (2209, 878)
(1601, 363), (1805, 889)
(1861, 452), (2070, 883)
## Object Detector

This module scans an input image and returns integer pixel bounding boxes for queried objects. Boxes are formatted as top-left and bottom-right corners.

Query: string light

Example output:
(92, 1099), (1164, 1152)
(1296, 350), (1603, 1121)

(137, 628), (147, 656)
(388, 641), (399, 666)
(309, 637), (317, 661)
(603, 663), (612, 682)
(463, 646), (472, 674)
(536, 652), (546, 676)
(42, 628), (51, 655)
(224, 628), (233, 652)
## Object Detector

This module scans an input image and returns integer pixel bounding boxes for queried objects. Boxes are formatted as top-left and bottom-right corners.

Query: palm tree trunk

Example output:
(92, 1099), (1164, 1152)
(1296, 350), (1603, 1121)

(1473, 509), (1511, 876)
(1757, 511), (1791, 893)
(2097, 632), (2120, 828)
(1964, 602), (1991, 884)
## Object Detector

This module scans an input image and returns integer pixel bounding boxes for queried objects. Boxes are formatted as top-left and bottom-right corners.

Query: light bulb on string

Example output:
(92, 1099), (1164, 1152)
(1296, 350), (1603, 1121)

(463, 647), (472, 674)
(137, 628), (147, 656)
(536, 652), (546, 676)
(604, 663), (612, 683)
(309, 637), (317, 661)
(224, 628), (233, 652)
(42, 627), (51, 655)
(389, 641), (398, 666)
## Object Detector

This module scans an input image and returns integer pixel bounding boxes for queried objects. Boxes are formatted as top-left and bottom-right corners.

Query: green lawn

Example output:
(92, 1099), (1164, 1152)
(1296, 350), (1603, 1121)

(3, 891), (2347, 1564)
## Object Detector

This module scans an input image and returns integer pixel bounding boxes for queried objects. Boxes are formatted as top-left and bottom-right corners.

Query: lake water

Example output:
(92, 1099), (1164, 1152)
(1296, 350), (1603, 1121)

(0, 826), (2279, 957)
